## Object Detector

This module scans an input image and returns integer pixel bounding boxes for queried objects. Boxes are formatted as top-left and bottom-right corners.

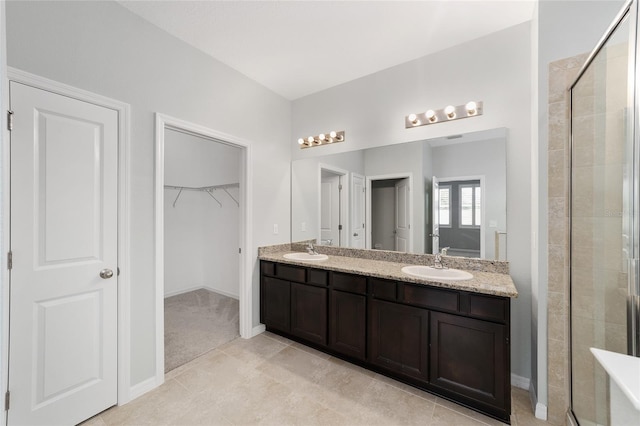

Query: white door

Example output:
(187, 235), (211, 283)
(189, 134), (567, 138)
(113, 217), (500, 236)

(351, 173), (365, 248)
(8, 82), (118, 425)
(394, 178), (410, 252)
(432, 177), (440, 254)
(320, 173), (340, 246)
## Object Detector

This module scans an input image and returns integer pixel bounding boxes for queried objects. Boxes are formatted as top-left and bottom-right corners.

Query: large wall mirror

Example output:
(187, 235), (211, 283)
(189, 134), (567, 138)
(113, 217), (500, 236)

(291, 127), (507, 260)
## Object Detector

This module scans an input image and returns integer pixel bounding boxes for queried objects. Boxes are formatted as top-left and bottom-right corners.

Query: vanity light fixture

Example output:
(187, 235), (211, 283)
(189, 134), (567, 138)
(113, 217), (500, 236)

(298, 130), (345, 149)
(405, 101), (483, 128)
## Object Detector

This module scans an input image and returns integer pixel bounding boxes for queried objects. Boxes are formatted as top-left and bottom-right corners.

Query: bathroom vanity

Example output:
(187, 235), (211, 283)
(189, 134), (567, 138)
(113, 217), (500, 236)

(258, 245), (518, 423)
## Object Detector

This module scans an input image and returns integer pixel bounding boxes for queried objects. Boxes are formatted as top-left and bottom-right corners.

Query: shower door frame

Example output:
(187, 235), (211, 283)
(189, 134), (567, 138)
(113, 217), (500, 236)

(568, 0), (640, 423)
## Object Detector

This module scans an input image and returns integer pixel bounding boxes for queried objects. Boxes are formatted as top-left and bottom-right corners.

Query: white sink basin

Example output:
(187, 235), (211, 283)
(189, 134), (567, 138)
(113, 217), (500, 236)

(401, 265), (473, 281)
(283, 252), (329, 261)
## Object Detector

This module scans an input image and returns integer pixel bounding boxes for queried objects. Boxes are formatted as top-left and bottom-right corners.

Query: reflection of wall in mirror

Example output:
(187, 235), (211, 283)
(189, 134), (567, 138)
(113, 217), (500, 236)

(431, 138), (506, 259)
(291, 150), (364, 245)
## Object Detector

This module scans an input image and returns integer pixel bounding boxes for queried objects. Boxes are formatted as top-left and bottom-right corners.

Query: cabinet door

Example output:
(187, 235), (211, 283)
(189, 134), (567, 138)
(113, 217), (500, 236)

(329, 290), (366, 360)
(290, 282), (328, 346)
(369, 299), (429, 382)
(430, 311), (508, 410)
(261, 276), (291, 333)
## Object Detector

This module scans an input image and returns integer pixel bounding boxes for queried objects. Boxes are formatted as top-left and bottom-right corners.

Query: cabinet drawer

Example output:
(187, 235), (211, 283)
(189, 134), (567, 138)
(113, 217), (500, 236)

(370, 277), (397, 301)
(332, 272), (367, 294)
(261, 261), (275, 276)
(276, 264), (306, 283)
(308, 269), (329, 286)
(401, 284), (459, 312)
(468, 294), (508, 323)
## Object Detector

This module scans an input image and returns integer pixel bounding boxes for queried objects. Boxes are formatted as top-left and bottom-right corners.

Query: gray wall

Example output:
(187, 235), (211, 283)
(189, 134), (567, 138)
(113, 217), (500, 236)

(5, 0), (291, 389)
(535, 0), (626, 408)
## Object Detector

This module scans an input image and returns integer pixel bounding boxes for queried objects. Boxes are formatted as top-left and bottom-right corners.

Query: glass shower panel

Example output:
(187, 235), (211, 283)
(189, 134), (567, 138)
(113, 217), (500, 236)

(570, 13), (632, 426)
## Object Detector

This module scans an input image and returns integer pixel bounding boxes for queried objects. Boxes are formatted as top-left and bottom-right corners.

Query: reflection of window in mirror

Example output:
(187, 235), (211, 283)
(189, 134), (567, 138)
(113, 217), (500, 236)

(460, 184), (481, 228)
(438, 185), (451, 228)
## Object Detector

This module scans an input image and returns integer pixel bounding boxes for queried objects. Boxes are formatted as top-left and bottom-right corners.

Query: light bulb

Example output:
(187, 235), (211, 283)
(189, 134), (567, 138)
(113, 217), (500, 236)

(466, 101), (477, 115)
(307, 136), (314, 144)
(425, 110), (437, 123)
(408, 113), (418, 125)
(319, 134), (326, 141)
(445, 105), (456, 119)
(298, 138), (304, 145)
(330, 131), (337, 138)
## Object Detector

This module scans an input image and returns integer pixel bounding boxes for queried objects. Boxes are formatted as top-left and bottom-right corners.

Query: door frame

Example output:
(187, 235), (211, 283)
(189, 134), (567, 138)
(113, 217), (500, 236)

(366, 173), (413, 252)
(154, 113), (253, 379)
(318, 164), (349, 247)
(2, 68), (133, 406)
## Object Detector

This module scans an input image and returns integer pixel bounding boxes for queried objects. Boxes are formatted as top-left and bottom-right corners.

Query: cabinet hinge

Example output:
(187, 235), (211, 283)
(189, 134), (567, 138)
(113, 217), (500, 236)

(7, 110), (13, 131)
(506, 336), (510, 345)
(7, 251), (12, 270)
(5, 390), (9, 411)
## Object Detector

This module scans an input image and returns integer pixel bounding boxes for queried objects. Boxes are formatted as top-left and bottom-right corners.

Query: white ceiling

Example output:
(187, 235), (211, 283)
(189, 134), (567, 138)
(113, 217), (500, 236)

(118, 0), (535, 100)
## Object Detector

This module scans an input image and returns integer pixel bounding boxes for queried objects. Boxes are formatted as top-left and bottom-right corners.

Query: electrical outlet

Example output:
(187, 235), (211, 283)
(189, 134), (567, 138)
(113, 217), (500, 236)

(273, 224), (279, 234)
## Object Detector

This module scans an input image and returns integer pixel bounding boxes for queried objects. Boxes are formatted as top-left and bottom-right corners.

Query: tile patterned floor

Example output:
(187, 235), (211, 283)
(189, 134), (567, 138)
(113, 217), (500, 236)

(84, 332), (548, 425)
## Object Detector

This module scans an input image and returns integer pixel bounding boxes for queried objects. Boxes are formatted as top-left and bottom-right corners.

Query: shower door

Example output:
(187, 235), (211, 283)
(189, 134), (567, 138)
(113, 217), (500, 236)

(569, 3), (636, 425)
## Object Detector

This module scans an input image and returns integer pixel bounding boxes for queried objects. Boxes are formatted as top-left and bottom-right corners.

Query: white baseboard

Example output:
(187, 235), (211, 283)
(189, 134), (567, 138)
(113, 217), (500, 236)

(128, 375), (162, 402)
(250, 324), (266, 338)
(529, 380), (548, 420)
(164, 285), (239, 300)
(204, 285), (239, 300)
(164, 285), (205, 298)
(511, 373), (530, 389)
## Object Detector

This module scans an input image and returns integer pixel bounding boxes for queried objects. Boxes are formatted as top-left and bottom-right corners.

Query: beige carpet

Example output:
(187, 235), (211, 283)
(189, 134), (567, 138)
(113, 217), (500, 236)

(164, 288), (239, 372)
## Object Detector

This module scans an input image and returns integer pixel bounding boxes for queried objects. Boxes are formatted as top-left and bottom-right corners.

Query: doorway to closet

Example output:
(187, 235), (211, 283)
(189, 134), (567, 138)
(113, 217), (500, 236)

(158, 120), (245, 373)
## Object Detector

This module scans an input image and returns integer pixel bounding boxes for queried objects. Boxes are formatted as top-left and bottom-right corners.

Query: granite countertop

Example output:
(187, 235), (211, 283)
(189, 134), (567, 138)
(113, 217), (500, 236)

(259, 250), (518, 298)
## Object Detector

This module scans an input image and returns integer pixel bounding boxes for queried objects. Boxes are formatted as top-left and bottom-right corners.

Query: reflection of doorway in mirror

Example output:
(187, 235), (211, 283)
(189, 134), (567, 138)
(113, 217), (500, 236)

(368, 175), (412, 252)
(433, 176), (484, 258)
(351, 173), (366, 248)
(320, 167), (348, 246)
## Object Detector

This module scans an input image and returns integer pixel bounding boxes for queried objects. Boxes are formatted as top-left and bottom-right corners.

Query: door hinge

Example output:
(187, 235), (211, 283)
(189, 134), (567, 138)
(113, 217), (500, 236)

(338, 184), (343, 191)
(7, 110), (13, 131)
(338, 224), (343, 231)
(7, 251), (12, 270)
(239, 248), (242, 254)
(5, 390), (9, 411)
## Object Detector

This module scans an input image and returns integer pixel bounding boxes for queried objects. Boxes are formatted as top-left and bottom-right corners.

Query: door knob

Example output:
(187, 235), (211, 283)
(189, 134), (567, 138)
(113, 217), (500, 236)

(99, 269), (114, 279)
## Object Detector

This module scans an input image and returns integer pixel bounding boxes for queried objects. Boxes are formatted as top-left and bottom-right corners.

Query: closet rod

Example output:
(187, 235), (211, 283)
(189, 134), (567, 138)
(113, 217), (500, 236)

(164, 183), (240, 208)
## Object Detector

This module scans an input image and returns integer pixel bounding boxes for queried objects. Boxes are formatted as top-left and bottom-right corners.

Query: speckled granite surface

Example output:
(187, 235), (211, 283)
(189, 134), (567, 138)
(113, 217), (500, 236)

(258, 245), (518, 298)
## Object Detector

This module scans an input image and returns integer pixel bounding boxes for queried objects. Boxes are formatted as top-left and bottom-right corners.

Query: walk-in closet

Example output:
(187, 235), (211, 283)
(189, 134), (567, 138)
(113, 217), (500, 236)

(163, 128), (241, 372)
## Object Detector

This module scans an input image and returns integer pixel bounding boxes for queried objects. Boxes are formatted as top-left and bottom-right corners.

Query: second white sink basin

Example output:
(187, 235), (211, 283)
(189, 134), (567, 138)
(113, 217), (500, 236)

(283, 252), (329, 261)
(401, 265), (473, 281)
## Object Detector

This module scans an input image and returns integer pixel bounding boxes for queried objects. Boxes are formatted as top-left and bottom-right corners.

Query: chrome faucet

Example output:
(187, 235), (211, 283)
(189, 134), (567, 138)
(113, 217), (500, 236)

(433, 247), (450, 269)
(306, 243), (318, 255)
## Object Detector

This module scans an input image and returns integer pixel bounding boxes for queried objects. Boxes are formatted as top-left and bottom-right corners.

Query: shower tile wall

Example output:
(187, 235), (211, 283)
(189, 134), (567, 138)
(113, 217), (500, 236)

(548, 53), (585, 426)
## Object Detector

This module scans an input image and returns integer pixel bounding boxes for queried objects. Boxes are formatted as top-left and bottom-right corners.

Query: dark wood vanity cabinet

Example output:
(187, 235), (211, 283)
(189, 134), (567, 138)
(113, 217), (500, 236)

(430, 311), (508, 412)
(329, 273), (367, 360)
(260, 260), (511, 423)
(260, 262), (328, 344)
(260, 276), (290, 333)
(290, 282), (327, 345)
(369, 299), (429, 381)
